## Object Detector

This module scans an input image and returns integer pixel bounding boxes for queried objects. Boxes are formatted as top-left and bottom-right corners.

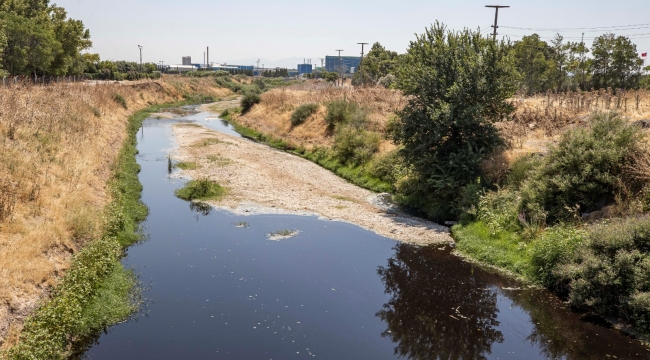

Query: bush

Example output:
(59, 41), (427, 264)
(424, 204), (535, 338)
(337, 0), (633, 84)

(369, 150), (406, 186)
(507, 154), (542, 189)
(556, 217), (650, 333)
(290, 103), (319, 126)
(325, 100), (358, 128)
(520, 112), (645, 224)
(174, 178), (225, 201)
(253, 77), (266, 90)
(333, 126), (380, 166)
(113, 93), (127, 109)
(240, 93), (261, 114)
(529, 225), (585, 288)
(476, 189), (521, 235)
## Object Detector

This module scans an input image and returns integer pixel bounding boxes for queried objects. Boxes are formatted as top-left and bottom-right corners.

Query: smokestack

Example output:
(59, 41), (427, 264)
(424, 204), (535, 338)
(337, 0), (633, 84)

(207, 47), (209, 68)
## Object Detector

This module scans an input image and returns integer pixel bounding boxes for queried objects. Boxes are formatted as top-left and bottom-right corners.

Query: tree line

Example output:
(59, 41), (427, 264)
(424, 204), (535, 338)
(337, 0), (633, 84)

(354, 32), (647, 94)
(0, 0), (92, 77)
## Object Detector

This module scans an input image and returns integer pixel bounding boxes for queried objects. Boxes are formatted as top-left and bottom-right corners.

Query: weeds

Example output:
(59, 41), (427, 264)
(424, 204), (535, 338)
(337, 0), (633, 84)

(175, 178), (226, 201)
(191, 138), (220, 147)
(113, 94), (128, 109)
(175, 161), (198, 170)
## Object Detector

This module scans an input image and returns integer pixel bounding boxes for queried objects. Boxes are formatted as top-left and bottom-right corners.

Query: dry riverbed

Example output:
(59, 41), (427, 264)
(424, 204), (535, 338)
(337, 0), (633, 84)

(171, 118), (451, 246)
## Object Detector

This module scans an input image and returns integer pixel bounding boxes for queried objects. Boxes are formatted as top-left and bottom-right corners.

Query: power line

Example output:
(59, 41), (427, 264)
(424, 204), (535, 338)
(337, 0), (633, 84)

(501, 22), (650, 31)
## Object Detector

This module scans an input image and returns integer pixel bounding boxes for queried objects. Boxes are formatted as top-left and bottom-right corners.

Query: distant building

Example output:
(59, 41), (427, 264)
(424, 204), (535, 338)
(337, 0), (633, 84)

(182, 56), (192, 65)
(170, 64), (197, 72)
(325, 56), (361, 74)
(297, 64), (313, 75)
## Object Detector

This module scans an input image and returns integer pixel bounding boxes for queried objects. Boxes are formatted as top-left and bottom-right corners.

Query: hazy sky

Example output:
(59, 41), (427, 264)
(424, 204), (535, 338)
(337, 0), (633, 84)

(60, 0), (650, 68)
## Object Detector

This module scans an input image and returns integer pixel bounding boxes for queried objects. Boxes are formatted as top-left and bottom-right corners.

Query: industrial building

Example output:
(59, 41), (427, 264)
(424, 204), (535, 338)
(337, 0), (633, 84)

(325, 56), (361, 74)
(182, 56), (192, 65)
(297, 64), (313, 75)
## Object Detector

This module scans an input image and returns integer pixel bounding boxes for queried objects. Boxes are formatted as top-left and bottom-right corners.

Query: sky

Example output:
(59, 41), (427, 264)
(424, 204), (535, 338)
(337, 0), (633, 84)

(60, 0), (650, 69)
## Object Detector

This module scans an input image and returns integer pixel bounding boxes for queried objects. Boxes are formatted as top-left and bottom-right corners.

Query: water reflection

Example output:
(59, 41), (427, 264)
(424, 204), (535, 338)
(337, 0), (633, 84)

(377, 244), (503, 360)
(188, 201), (211, 217)
(377, 244), (650, 360)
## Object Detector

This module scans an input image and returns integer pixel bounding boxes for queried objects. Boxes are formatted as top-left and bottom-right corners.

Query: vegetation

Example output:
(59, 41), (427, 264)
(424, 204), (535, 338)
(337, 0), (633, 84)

(510, 32), (643, 93)
(391, 22), (519, 219)
(0, 2), (91, 77)
(240, 93), (261, 114)
(290, 103), (318, 126)
(5, 106), (152, 359)
(352, 42), (399, 86)
(174, 178), (226, 201)
(175, 161), (198, 170)
(453, 112), (650, 337)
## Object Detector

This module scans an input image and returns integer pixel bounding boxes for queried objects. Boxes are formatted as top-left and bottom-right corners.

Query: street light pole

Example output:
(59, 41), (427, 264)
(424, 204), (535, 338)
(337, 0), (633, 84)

(138, 45), (143, 73)
(485, 5), (509, 41)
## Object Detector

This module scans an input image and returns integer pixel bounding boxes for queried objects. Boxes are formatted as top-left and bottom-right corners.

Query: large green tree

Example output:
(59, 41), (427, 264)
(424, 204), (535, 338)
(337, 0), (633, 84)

(392, 22), (519, 219)
(0, 0), (91, 76)
(511, 34), (554, 94)
(353, 42), (399, 86)
(591, 33), (642, 90)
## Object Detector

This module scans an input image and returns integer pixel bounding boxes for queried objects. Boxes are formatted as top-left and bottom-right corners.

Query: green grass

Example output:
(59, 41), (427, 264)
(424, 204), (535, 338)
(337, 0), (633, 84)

(175, 178), (226, 201)
(175, 161), (198, 170)
(452, 221), (533, 279)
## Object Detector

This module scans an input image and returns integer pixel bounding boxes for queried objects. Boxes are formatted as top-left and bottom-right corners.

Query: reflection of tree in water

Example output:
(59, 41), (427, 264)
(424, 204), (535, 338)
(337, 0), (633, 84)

(377, 244), (504, 360)
(190, 201), (212, 217)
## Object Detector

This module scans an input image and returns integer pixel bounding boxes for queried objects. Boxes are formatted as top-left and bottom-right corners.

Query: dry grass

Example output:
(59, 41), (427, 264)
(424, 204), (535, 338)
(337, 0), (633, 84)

(233, 82), (405, 149)
(0, 76), (230, 347)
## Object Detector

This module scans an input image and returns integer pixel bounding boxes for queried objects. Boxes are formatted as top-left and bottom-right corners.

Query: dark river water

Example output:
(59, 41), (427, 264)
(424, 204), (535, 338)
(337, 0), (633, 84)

(82, 109), (650, 359)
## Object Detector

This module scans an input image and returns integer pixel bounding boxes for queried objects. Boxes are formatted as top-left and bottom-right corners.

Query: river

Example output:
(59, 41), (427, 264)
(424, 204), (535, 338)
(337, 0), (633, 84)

(80, 107), (650, 359)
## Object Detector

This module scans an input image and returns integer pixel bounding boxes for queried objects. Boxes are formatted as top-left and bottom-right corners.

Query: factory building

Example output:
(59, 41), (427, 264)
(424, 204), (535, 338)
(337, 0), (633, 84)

(297, 64), (313, 75)
(182, 56), (192, 65)
(325, 56), (361, 74)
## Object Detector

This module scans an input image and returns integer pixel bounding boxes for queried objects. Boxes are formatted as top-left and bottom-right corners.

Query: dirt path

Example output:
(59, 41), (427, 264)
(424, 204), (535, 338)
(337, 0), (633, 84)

(172, 116), (451, 246)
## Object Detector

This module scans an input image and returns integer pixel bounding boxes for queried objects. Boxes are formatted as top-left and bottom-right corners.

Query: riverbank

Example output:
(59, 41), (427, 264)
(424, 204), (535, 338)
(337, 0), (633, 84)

(211, 85), (650, 344)
(171, 116), (451, 246)
(0, 77), (231, 353)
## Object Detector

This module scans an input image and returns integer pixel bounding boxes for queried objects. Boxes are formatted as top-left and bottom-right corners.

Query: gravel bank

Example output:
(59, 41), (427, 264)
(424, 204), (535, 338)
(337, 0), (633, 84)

(172, 121), (452, 246)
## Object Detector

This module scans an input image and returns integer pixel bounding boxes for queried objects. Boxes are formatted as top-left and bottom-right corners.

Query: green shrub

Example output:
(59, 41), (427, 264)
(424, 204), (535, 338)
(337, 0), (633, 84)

(368, 150), (406, 186)
(521, 112), (645, 224)
(476, 188), (521, 234)
(253, 77), (266, 90)
(175, 178), (225, 201)
(113, 93), (127, 109)
(556, 216), (650, 333)
(333, 126), (380, 166)
(220, 108), (230, 118)
(529, 225), (585, 288)
(291, 103), (319, 126)
(240, 93), (261, 114)
(507, 154), (542, 189)
(325, 100), (359, 128)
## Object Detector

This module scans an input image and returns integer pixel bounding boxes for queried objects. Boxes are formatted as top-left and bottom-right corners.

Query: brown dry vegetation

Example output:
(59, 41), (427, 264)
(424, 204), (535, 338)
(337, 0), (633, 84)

(482, 90), (650, 180)
(234, 82), (405, 150)
(0, 77), (229, 347)
(232, 83), (650, 194)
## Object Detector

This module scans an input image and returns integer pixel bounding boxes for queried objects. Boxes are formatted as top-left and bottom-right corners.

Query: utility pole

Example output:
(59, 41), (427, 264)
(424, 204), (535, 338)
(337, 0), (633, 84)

(336, 49), (344, 86)
(357, 42), (368, 87)
(485, 5), (509, 41)
(138, 45), (143, 73)
(580, 32), (585, 90)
